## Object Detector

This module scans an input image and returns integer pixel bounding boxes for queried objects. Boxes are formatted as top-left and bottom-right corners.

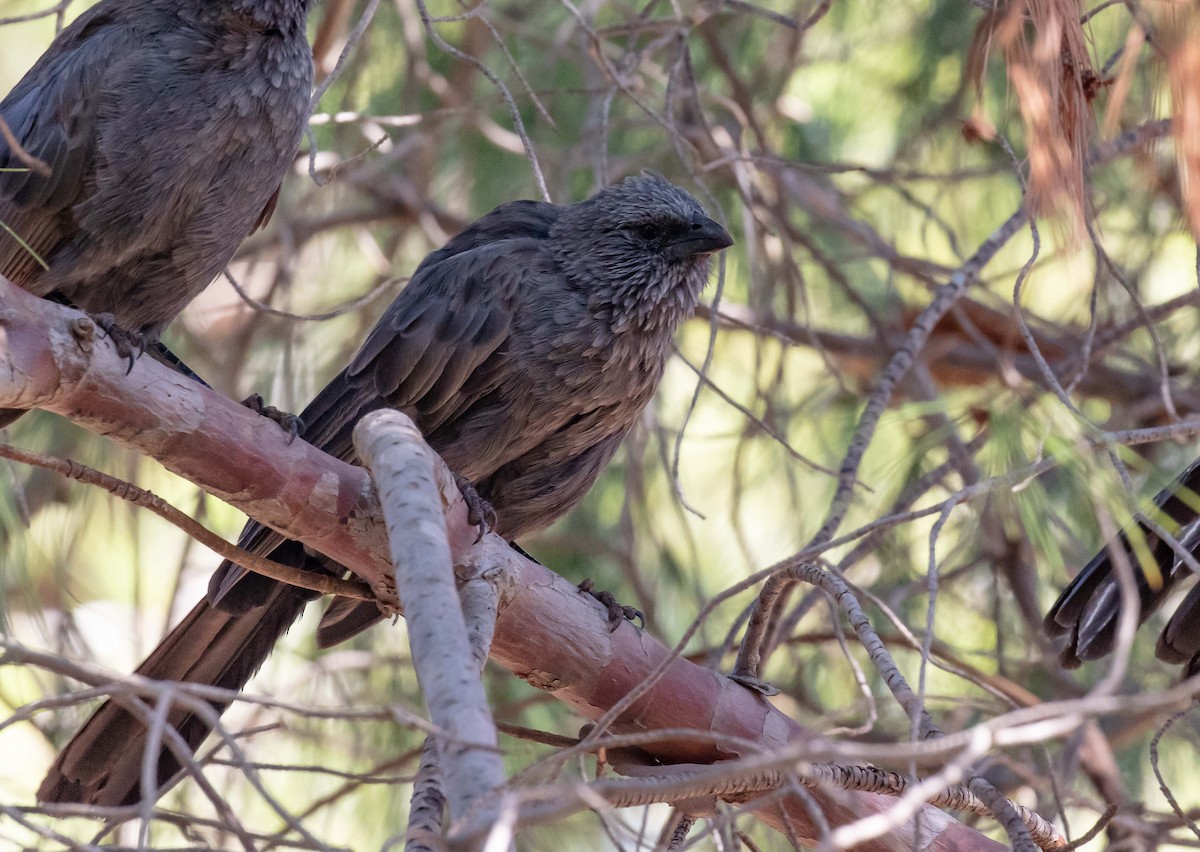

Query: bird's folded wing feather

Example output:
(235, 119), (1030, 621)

(0, 5), (122, 284)
(207, 239), (542, 613)
(1045, 457), (1200, 665)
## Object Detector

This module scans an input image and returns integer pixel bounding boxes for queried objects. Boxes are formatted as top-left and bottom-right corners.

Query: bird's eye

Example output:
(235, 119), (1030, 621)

(631, 222), (661, 240)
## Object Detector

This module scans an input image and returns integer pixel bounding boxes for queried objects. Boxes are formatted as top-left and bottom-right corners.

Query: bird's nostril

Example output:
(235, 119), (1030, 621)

(691, 221), (702, 230)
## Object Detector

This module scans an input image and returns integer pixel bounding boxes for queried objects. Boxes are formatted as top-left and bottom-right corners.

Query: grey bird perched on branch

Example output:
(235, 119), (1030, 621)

(0, 0), (313, 426)
(1045, 459), (1200, 676)
(38, 173), (733, 806)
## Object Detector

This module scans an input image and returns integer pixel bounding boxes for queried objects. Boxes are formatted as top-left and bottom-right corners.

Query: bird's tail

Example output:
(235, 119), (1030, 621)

(38, 586), (310, 807)
(1044, 458), (1200, 669)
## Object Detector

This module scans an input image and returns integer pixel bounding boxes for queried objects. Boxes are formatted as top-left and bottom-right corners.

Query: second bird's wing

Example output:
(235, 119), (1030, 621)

(1045, 457), (1200, 672)
(206, 238), (546, 621)
(0, 4), (127, 285)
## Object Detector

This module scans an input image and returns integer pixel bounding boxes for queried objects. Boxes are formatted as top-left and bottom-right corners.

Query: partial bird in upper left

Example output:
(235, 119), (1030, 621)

(0, 0), (314, 425)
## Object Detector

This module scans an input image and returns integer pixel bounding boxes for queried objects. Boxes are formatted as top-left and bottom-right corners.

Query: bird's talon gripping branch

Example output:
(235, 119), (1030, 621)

(92, 313), (147, 374)
(454, 474), (496, 542)
(242, 393), (305, 444)
(578, 578), (644, 632)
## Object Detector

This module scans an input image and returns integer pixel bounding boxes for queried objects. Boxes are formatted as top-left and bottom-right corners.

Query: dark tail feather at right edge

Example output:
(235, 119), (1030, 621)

(37, 583), (311, 807)
(1044, 458), (1200, 676)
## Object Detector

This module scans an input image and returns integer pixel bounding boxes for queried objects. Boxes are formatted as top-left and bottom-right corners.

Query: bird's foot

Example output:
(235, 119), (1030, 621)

(242, 393), (304, 444)
(578, 579), (644, 632)
(92, 313), (147, 373)
(454, 475), (497, 542)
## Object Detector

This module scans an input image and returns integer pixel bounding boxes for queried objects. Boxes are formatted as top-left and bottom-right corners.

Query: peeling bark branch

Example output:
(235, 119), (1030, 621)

(0, 276), (1005, 851)
(353, 410), (506, 835)
(0, 276), (401, 611)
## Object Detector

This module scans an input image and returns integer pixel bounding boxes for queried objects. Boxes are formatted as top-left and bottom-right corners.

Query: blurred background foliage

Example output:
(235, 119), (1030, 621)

(2, 0), (1200, 847)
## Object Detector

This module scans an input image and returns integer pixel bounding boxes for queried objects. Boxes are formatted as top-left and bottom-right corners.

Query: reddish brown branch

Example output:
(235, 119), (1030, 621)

(0, 276), (1005, 850)
(0, 276), (402, 611)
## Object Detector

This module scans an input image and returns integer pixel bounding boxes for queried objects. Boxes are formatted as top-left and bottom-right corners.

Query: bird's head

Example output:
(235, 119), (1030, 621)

(551, 173), (733, 333)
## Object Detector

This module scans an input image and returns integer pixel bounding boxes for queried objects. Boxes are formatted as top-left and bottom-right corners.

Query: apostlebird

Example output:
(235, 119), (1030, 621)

(38, 173), (733, 806)
(1045, 458), (1200, 675)
(0, 0), (313, 425)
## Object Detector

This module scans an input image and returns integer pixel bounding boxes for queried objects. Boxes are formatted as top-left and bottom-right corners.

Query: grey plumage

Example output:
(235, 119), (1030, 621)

(1045, 457), (1200, 676)
(38, 174), (733, 806)
(0, 0), (312, 363)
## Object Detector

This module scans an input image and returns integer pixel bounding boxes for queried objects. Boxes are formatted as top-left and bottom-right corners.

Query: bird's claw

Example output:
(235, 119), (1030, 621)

(242, 393), (304, 443)
(578, 579), (644, 632)
(92, 313), (147, 374)
(454, 475), (497, 542)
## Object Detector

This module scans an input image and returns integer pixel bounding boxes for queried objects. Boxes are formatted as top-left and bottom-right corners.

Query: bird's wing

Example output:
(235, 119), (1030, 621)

(0, 4), (124, 285)
(316, 237), (541, 456)
(208, 237), (546, 614)
(1045, 457), (1200, 668)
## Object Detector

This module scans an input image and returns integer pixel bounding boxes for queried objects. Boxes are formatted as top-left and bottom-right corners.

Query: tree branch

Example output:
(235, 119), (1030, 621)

(0, 275), (1005, 850)
(0, 275), (402, 612)
(352, 409), (507, 834)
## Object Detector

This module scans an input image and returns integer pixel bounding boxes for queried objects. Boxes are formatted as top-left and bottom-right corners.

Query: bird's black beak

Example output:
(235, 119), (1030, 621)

(666, 215), (734, 260)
